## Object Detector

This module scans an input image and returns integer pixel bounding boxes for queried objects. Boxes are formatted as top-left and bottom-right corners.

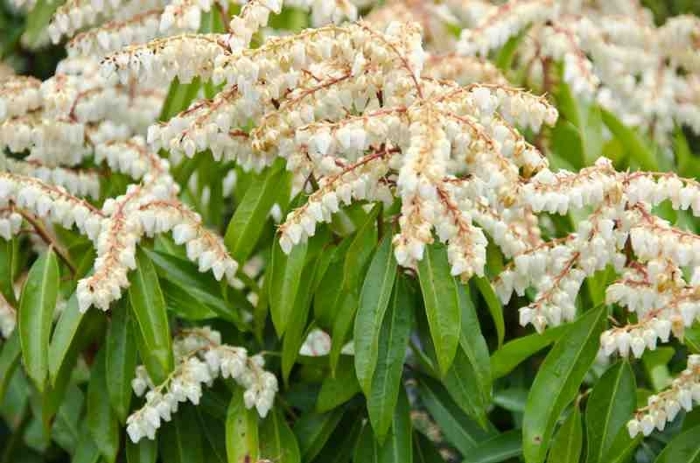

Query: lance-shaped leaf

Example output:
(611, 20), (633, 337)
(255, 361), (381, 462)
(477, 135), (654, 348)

(585, 361), (636, 463)
(225, 160), (291, 263)
(87, 348), (119, 463)
(0, 331), (20, 401)
(354, 234), (397, 395)
(368, 276), (413, 442)
(259, 407), (301, 463)
(653, 425), (700, 463)
(126, 438), (158, 463)
(547, 407), (582, 463)
(106, 300), (138, 423)
(317, 356), (360, 413)
(226, 389), (259, 463)
(19, 249), (59, 392)
(269, 234), (308, 336)
(523, 305), (606, 463)
(128, 247), (173, 385)
(444, 284), (492, 428)
(417, 242), (461, 377)
(490, 325), (568, 380)
(0, 238), (18, 305)
(294, 409), (344, 462)
(161, 404), (204, 463)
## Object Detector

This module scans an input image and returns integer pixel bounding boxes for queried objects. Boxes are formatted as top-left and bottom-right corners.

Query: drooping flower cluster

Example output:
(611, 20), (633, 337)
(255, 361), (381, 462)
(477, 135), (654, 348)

(126, 327), (278, 442)
(455, 0), (700, 142)
(627, 355), (700, 437)
(108, 19), (557, 280)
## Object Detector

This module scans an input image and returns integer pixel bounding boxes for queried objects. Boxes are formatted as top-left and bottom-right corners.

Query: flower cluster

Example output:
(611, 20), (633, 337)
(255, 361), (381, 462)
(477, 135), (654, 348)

(455, 0), (700, 142)
(627, 355), (700, 437)
(126, 327), (277, 442)
(109, 19), (558, 280)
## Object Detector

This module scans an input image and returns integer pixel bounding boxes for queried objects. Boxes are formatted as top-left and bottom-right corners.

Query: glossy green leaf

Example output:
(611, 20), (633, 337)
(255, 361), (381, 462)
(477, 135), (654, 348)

(225, 161), (291, 262)
(495, 27), (528, 71)
(343, 204), (380, 290)
(51, 384), (83, 454)
(417, 243), (461, 377)
(128, 247), (173, 385)
(49, 292), (102, 385)
(328, 289), (358, 374)
(313, 410), (363, 463)
(642, 347), (674, 392)
(106, 301), (137, 423)
(368, 277), (413, 442)
(18, 250), (59, 392)
(600, 426), (641, 463)
(0, 238), (17, 305)
(317, 356), (360, 413)
(522, 305), (606, 463)
(0, 330), (21, 401)
(281, 258), (318, 383)
(473, 276), (504, 348)
(444, 285), (491, 427)
(294, 409), (343, 462)
(354, 234), (397, 395)
(490, 324), (568, 380)
(161, 405), (204, 463)
(585, 361), (636, 463)
(270, 235), (308, 336)
(72, 423), (101, 463)
(547, 407), (582, 463)
(418, 375), (492, 456)
(259, 407), (301, 463)
(86, 348), (119, 463)
(354, 425), (381, 463)
(226, 389), (259, 463)
(465, 430), (522, 463)
(22, 0), (60, 48)
(601, 109), (658, 171)
(556, 79), (603, 166)
(126, 438), (158, 463)
(653, 425), (700, 463)
(380, 386), (413, 463)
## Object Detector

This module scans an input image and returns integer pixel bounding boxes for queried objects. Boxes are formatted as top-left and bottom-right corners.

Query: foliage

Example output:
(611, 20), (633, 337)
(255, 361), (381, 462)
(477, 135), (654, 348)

(1, 1), (700, 463)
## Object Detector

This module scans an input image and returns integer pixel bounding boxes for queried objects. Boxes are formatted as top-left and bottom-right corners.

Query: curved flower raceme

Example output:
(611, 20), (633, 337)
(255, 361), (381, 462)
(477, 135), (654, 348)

(455, 0), (700, 143)
(126, 327), (278, 442)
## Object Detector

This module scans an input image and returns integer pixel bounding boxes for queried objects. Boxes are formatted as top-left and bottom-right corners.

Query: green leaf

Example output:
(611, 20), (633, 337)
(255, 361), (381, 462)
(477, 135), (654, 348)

(126, 438), (158, 463)
(473, 276), (504, 348)
(379, 386), (413, 463)
(642, 347), (674, 392)
(225, 161), (291, 262)
(281, 256), (319, 383)
(600, 426), (641, 463)
(556, 78), (603, 166)
(313, 410), (363, 463)
(49, 293), (102, 385)
(490, 324), (568, 380)
(270, 235), (308, 336)
(160, 404), (204, 463)
(328, 290), (358, 374)
(354, 425), (381, 463)
(22, 0), (60, 48)
(585, 361), (636, 463)
(0, 238), (18, 305)
(86, 348), (119, 463)
(653, 425), (700, 463)
(128, 247), (173, 385)
(0, 331), (21, 401)
(18, 249), (59, 392)
(143, 249), (243, 323)
(418, 375), (492, 456)
(162, 279), (217, 320)
(413, 432), (444, 463)
(294, 409), (343, 462)
(444, 284), (491, 428)
(51, 384), (83, 454)
(159, 77), (202, 122)
(354, 234), (397, 395)
(522, 305), (606, 463)
(465, 430), (522, 463)
(316, 356), (360, 413)
(601, 109), (658, 171)
(547, 407), (582, 463)
(106, 301), (137, 423)
(259, 407), (301, 463)
(226, 389), (259, 463)
(417, 243), (461, 377)
(343, 204), (380, 290)
(368, 277), (413, 442)
(495, 27), (529, 71)
(72, 423), (101, 463)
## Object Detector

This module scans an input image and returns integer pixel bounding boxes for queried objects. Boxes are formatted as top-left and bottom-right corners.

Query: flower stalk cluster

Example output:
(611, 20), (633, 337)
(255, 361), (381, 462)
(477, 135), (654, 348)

(126, 327), (278, 442)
